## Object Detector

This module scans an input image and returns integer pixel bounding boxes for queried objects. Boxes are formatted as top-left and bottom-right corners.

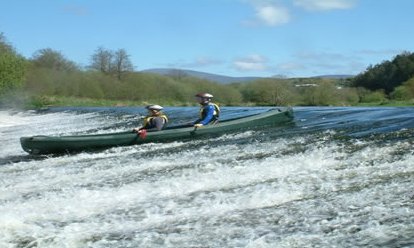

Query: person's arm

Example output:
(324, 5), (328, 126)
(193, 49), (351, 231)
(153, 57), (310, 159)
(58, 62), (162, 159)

(193, 118), (201, 125)
(198, 105), (215, 125)
(153, 117), (166, 130)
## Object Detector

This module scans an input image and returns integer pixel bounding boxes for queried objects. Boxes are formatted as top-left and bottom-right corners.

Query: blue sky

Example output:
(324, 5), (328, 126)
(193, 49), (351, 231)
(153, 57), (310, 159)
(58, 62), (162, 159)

(1, 0), (413, 78)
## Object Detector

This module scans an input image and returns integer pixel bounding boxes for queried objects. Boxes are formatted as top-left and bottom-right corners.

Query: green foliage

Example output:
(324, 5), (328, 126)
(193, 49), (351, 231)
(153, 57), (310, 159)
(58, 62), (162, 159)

(352, 51), (414, 94)
(402, 77), (414, 97)
(21, 62), (243, 107)
(2, 32), (414, 108)
(178, 77), (243, 105)
(0, 52), (26, 94)
(31, 48), (78, 71)
(238, 79), (295, 105)
(236, 78), (355, 106)
(336, 87), (359, 105)
(391, 86), (411, 100)
(24, 67), (58, 95)
(390, 77), (414, 100)
(0, 33), (14, 53)
(0, 33), (26, 95)
(299, 81), (337, 106)
(360, 90), (387, 103)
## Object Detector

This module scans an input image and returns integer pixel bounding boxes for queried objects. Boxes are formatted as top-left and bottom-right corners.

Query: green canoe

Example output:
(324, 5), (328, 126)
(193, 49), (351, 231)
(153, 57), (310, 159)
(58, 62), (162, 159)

(20, 107), (293, 155)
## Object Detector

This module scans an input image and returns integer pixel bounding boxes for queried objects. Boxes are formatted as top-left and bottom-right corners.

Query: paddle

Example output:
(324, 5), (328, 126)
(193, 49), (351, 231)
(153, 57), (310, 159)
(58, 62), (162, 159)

(190, 126), (198, 135)
(190, 123), (203, 135)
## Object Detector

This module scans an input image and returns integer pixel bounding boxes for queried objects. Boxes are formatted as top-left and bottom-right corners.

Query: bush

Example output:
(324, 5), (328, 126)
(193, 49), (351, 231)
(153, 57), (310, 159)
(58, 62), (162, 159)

(360, 90), (387, 103)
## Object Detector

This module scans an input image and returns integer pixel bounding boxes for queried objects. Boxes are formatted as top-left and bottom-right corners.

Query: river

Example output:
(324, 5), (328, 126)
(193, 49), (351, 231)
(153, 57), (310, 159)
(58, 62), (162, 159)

(1, 106), (413, 248)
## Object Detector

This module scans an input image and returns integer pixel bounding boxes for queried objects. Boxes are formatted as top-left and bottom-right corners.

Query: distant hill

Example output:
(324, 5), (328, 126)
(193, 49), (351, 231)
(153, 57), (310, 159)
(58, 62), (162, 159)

(140, 68), (354, 83)
(140, 68), (263, 84)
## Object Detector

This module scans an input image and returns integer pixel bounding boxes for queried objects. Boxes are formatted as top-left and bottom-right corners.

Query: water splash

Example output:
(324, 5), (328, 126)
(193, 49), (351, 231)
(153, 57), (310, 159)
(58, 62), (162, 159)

(1, 107), (414, 247)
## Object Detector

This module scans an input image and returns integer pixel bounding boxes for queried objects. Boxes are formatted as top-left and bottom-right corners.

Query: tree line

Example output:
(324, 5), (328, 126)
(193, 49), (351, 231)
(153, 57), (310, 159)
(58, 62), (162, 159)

(351, 51), (414, 101)
(1, 32), (413, 108)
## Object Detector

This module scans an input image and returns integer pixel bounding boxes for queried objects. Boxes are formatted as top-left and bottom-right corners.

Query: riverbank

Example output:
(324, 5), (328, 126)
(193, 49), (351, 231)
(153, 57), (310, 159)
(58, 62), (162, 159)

(28, 95), (414, 108)
(1, 94), (414, 110)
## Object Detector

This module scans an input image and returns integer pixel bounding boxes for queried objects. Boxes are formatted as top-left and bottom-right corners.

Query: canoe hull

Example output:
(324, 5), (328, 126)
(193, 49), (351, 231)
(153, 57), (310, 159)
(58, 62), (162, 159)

(20, 107), (293, 154)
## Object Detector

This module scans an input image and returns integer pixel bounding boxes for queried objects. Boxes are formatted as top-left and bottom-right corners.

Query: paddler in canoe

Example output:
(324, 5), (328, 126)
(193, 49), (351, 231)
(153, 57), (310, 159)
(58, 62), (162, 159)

(193, 92), (220, 128)
(134, 105), (169, 137)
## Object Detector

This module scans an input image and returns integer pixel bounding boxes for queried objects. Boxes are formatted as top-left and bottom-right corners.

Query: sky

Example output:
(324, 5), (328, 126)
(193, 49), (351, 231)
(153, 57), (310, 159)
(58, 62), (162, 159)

(1, 0), (413, 78)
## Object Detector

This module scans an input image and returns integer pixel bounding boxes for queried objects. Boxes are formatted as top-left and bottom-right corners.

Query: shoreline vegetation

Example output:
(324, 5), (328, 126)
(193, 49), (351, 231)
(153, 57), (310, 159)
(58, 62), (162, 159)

(1, 33), (414, 110)
(3, 94), (412, 110)
(45, 97), (414, 108)
(25, 95), (414, 108)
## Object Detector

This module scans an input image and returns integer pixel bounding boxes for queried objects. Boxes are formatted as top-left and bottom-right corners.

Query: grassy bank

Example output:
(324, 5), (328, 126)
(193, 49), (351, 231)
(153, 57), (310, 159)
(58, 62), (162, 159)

(27, 95), (198, 109)
(30, 95), (414, 108)
(354, 99), (414, 107)
(2, 93), (413, 110)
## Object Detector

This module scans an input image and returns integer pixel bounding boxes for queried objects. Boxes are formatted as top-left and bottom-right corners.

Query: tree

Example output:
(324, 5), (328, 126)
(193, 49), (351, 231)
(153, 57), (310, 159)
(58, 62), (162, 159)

(239, 79), (295, 105)
(0, 33), (15, 53)
(360, 90), (387, 103)
(0, 33), (26, 95)
(90, 47), (113, 74)
(391, 77), (414, 100)
(90, 47), (134, 80)
(352, 51), (414, 94)
(113, 49), (133, 80)
(31, 48), (78, 71)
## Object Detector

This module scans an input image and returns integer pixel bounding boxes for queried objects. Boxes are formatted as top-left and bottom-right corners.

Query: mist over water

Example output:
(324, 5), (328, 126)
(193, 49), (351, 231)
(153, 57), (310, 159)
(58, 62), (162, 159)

(1, 107), (414, 247)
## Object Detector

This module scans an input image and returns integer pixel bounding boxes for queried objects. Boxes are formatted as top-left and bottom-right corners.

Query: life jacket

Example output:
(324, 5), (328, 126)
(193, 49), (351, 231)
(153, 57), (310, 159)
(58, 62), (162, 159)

(142, 114), (168, 129)
(199, 103), (220, 123)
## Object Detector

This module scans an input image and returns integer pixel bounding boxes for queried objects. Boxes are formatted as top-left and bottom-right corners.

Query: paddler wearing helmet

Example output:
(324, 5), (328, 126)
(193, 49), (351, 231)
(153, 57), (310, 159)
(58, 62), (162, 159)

(193, 92), (220, 127)
(134, 104), (169, 133)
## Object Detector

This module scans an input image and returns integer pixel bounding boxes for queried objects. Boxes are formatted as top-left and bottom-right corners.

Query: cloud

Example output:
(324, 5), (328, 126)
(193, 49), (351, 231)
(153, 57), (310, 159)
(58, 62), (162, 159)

(245, 0), (357, 27)
(296, 51), (350, 60)
(255, 4), (290, 26)
(245, 0), (290, 26)
(233, 54), (268, 71)
(294, 51), (357, 71)
(293, 0), (357, 11)
(275, 50), (365, 76)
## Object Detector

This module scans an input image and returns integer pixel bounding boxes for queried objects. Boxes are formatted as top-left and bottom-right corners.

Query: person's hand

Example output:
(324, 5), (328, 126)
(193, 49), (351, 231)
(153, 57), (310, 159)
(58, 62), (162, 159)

(133, 128), (141, 133)
(137, 129), (147, 139)
(194, 123), (203, 128)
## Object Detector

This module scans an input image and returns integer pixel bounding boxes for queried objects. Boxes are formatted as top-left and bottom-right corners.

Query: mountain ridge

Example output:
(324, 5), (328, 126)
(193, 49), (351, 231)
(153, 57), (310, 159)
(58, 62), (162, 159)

(140, 68), (354, 84)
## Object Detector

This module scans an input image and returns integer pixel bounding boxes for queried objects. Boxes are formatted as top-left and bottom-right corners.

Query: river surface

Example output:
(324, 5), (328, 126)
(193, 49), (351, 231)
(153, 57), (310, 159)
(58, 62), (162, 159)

(0, 106), (413, 248)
